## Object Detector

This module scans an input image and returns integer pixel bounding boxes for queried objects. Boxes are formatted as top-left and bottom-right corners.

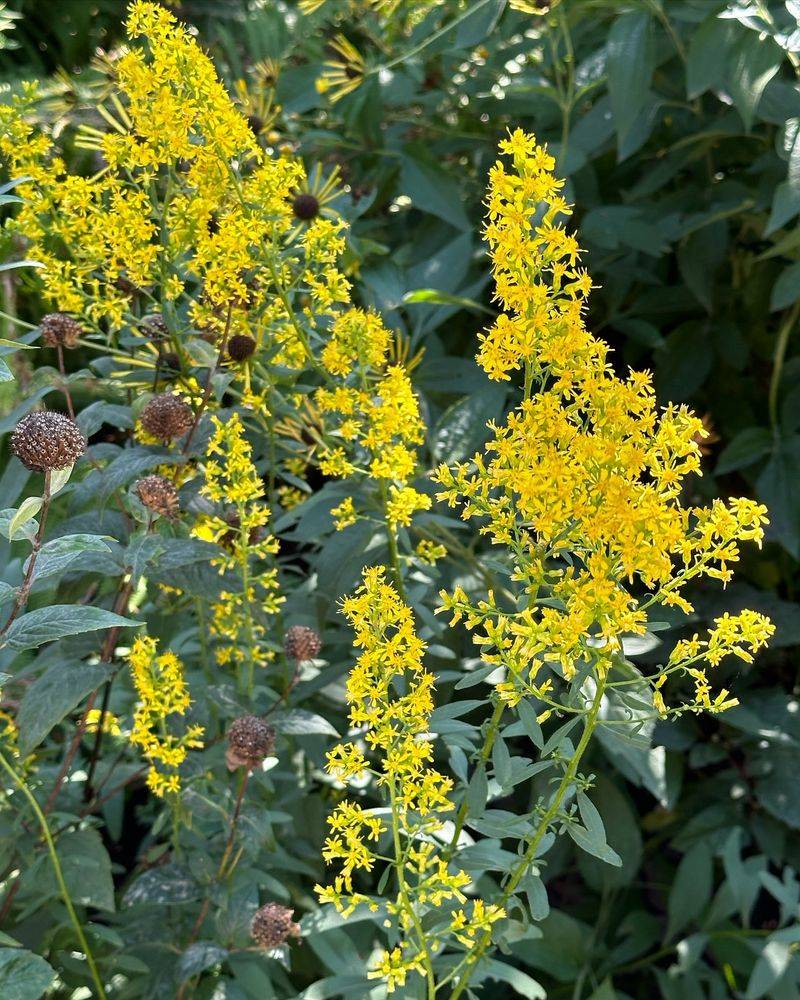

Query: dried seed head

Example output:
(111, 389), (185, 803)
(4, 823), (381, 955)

(283, 625), (321, 663)
(40, 313), (82, 349)
(160, 351), (181, 373)
(292, 193), (320, 221)
(251, 902), (300, 950)
(135, 475), (180, 520)
(140, 314), (169, 340)
(227, 334), (256, 363)
(226, 715), (276, 771)
(11, 411), (86, 473)
(140, 393), (193, 441)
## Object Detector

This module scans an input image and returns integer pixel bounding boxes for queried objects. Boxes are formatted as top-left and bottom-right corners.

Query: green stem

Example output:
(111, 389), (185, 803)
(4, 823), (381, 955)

(388, 776), (436, 1000)
(769, 301), (800, 432)
(444, 699), (505, 860)
(237, 502), (257, 699)
(379, 480), (407, 602)
(449, 678), (607, 999)
(0, 751), (107, 999)
(372, 0), (493, 76)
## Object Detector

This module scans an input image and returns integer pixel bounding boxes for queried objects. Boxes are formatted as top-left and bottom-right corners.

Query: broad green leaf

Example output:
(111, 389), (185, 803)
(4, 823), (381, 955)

(400, 150), (470, 230)
(16, 660), (114, 757)
(666, 841), (712, 940)
(42, 828), (115, 911)
(271, 709), (339, 738)
(607, 11), (653, 143)
(30, 534), (111, 584)
(1, 605), (140, 651)
(0, 947), (55, 1000)
(48, 464), (73, 496)
(728, 31), (782, 131)
(8, 496), (42, 541)
(0, 359), (12, 383)
(771, 260), (800, 310)
(452, 0), (505, 49)
(757, 438), (800, 557)
(687, 15), (733, 99)
(716, 428), (773, 474)
(123, 865), (200, 907)
(432, 384), (507, 464)
(176, 942), (228, 985)
(746, 938), (793, 999)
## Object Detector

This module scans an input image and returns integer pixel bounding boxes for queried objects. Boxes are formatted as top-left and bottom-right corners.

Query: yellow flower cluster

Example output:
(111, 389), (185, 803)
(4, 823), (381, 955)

(128, 635), (204, 797)
(435, 130), (772, 715)
(192, 414), (283, 690)
(0, 1), (350, 366)
(317, 567), (503, 993)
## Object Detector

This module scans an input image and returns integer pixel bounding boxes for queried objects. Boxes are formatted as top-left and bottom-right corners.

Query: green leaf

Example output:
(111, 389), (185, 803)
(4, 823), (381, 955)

(31, 534), (112, 585)
(728, 31), (782, 131)
(567, 792), (622, 867)
(0, 359), (12, 383)
(0, 947), (55, 1000)
(432, 384), (507, 464)
(1, 605), (140, 651)
(746, 938), (793, 999)
(687, 14), (733, 99)
(607, 11), (653, 143)
(666, 841), (713, 940)
(517, 699), (544, 750)
(452, 0), (506, 49)
(400, 149), (470, 230)
(480, 959), (545, 999)
(770, 261), (800, 310)
(271, 709), (339, 738)
(43, 829), (115, 911)
(8, 497), (42, 541)
(16, 660), (113, 757)
(176, 942), (228, 985)
(757, 438), (800, 557)
(716, 428), (773, 474)
(0, 260), (43, 273)
(402, 288), (494, 314)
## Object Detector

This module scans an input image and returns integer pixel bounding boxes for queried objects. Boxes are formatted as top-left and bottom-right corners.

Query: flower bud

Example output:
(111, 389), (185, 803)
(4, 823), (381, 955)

(226, 715), (275, 771)
(251, 902), (300, 949)
(284, 625), (321, 663)
(140, 393), (193, 441)
(11, 411), (86, 473)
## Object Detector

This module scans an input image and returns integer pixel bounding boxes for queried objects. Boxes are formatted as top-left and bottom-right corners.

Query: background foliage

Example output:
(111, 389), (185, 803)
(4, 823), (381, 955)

(2, 1), (800, 998)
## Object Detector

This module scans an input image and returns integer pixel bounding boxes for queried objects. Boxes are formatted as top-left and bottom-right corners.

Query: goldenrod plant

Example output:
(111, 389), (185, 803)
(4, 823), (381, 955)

(0, 3), (794, 999)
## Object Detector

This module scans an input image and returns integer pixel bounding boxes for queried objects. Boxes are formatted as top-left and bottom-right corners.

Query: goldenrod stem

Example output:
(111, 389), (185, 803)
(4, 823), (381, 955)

(0, 751), (107, 999)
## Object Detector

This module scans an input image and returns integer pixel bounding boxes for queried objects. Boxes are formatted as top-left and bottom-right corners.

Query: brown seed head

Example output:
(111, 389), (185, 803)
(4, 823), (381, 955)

(40, 313), (82, 349)
(226, 715), (276, 771)
(283, 625), (321, 662)
(292, 193), (320, 221)
(251, 902), (300, 950)
(140, 393), (193, 441)
(135, 475), (180, 520)
(11, 411), (86, 473)
(228, 334), (257, 363)
(140, 314), (169, 340)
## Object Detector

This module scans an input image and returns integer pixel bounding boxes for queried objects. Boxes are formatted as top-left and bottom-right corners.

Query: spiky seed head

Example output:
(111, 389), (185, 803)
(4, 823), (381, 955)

(140, 393), (193, 441)
(140, 314), (169, 340)
(283, 625), (321, 662)
(251, 902), (300, 950)
(40, 313), (82, 349)
(292, 193), (320, 221)
(11, 411), (86, 473)
(228, 334), (256, 363)
(135, 475), (180, 520)
(161, 351), (181, 373)
(226, 715), (276, 771)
